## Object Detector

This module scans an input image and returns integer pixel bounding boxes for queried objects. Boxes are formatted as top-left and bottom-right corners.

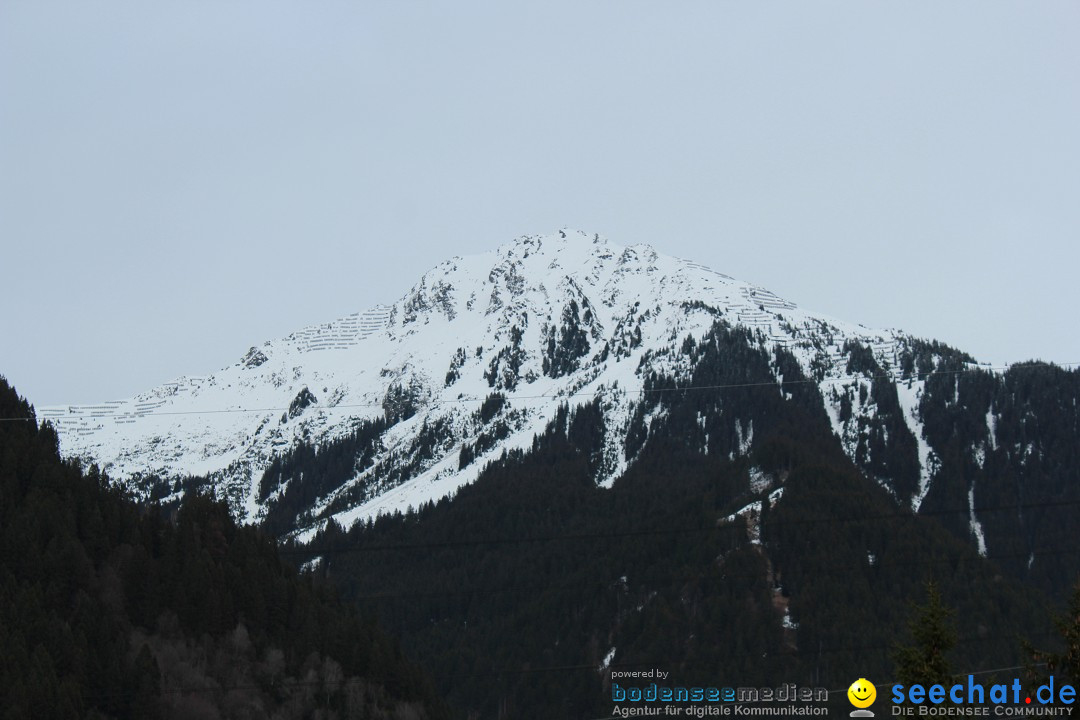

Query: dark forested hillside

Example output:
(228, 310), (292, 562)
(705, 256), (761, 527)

(298, 326), (1058, 719)
(14, 306), (1079, 719)
(916, 361), (1080, 596)
(0, 376), (449, 720)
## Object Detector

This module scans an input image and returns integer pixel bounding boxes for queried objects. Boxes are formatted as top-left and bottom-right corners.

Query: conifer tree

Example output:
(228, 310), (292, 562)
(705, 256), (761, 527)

(893, 581), (957, 688)
(1028, 580), (1080, 686)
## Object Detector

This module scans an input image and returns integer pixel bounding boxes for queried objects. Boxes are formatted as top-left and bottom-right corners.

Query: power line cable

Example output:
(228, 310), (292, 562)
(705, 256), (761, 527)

(4, 359), (1077, 423)
(13, 466), (1080, 554)
(300, 546), (1080, 603)
(15, 472), (1080, 563)
(277, 494), (1080, 556)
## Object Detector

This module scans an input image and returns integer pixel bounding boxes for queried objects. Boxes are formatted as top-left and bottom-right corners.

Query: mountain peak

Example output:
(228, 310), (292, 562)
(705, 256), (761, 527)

(42, 231), (934, 536)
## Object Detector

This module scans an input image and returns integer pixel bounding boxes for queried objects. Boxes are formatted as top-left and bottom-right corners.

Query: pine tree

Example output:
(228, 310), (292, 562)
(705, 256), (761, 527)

(893, 581), (957, 688)
(1028, 580), (1080, 686)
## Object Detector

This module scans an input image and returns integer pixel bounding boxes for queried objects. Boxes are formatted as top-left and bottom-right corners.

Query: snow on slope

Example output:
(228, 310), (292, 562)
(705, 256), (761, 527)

(895, 379), (937, 512)
(41, 230), (936, 535)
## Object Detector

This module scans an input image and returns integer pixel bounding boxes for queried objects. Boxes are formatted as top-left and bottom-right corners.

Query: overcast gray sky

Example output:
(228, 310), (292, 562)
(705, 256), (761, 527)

(2, 1), (1077, 406)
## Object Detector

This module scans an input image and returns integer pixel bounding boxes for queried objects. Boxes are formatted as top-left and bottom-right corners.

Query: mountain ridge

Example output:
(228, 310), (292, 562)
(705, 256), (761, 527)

(41, 230), (1004, 543)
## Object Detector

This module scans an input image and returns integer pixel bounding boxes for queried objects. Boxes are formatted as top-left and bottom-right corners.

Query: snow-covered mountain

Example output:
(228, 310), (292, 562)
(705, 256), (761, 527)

(42, 230), (981, 539)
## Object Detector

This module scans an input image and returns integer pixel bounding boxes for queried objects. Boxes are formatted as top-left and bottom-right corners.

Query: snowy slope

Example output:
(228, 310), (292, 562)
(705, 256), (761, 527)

(42, 230), (951, 537)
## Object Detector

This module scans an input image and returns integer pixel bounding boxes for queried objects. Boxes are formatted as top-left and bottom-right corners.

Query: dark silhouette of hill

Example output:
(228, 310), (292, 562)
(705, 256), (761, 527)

(0, 375), (450, 720)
